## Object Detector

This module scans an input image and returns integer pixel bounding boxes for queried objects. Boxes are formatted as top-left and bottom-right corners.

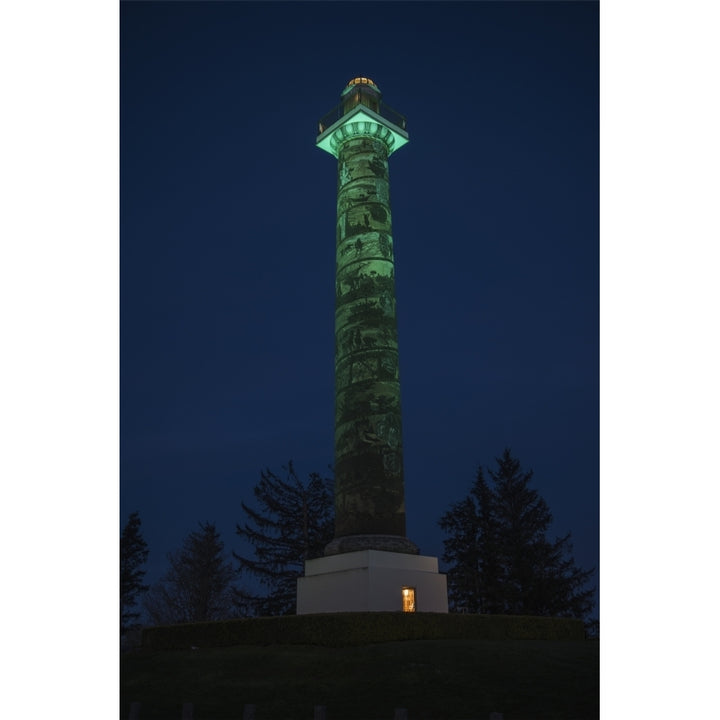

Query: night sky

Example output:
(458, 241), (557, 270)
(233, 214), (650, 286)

(120, 1), (599, 602)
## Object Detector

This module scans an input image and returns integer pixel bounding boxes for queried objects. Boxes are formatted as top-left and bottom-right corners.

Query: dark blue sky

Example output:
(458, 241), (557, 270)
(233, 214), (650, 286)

(120, 1), (599, 598)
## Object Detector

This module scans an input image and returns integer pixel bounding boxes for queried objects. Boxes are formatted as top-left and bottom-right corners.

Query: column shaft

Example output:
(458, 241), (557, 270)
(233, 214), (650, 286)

(333, 136), (405, 539)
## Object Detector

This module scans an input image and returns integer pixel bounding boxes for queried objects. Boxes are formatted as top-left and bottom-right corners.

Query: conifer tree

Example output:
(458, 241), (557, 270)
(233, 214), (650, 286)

(120, 511), (149, 633)
(439, 449), (595, 619)
(234, 462), (334, 616)
(438, 495), (483, 613)
(143, 522), (236, 625)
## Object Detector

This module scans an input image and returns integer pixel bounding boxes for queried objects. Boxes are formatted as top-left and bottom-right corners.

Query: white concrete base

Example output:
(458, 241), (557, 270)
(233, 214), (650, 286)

(296, 549), (448, 614)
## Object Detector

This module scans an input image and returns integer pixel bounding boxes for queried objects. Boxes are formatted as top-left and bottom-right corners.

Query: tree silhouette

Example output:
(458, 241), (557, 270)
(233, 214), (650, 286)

(234, 462), (334, 616)
(143, 522), (236, 625)
(439, 449), (595, 620)
(120, 511), (149, 633)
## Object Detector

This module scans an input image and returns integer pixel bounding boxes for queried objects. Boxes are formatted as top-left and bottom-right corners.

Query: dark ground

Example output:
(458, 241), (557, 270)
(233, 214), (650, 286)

(121, 637), (599, 720)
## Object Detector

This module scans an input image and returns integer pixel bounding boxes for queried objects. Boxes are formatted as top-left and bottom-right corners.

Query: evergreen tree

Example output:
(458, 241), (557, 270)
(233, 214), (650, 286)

(439, 449), (595, 619)
(143, 522), (236, 625)
(438, 496), (483, 613)
(120, 511), (149, 633)
(234, 462), (334, 616)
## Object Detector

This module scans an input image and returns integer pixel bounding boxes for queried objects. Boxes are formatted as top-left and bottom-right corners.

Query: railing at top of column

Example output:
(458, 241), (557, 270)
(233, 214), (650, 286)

(318, 96), (407, 136)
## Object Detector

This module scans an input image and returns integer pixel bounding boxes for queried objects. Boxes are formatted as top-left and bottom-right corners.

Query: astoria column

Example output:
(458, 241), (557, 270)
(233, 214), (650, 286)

(317, 77), (417, 556)
(296, 78), (447, 614)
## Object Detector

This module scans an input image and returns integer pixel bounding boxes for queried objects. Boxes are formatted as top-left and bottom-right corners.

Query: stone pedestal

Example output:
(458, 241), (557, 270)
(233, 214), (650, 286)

(296, 549), (448, 614)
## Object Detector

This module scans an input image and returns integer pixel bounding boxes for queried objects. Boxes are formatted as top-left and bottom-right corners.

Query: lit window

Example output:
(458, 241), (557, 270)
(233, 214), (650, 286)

(402, 587), (416, 613)
(348, 77), (376, 88)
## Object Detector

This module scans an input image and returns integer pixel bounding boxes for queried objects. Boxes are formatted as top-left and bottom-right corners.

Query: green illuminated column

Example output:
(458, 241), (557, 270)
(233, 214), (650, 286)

(317, 78), (417, 555)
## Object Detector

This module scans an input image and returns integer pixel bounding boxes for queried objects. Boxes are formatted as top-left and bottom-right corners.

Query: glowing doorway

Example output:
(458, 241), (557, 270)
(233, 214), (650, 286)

(402, 586), (416, 612)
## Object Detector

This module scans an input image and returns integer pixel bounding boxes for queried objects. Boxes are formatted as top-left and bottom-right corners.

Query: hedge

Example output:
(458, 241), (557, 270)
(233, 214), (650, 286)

(140, 612), (585, 650)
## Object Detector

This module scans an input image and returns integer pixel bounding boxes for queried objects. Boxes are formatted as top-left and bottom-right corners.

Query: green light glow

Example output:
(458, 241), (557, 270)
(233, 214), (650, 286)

(316, 105), (409, 158)
(333, 135), (406, 538)
(318, 82), (412, 547)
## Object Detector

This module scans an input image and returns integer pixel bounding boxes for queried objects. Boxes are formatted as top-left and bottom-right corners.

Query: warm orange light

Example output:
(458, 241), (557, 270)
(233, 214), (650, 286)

(402, 587), (416, 612)
(348, 77), (377, 87)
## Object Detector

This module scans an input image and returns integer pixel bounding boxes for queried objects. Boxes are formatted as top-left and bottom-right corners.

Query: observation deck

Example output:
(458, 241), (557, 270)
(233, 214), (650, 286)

(316, 77), (409, 158)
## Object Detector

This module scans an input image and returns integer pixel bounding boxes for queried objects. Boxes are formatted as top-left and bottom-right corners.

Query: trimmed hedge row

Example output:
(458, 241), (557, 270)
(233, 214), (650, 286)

(141, 612), (585, 650)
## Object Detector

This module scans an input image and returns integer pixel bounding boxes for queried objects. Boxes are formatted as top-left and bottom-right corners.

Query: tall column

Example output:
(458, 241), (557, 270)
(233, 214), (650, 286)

(334, 134), (404, 538)
(317, 78), (417, 556)
(296, 78), (448, 614)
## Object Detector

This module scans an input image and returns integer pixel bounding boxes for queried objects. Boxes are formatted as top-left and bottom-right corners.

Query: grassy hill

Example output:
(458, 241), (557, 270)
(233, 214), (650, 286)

(121, 634), (598, 719)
